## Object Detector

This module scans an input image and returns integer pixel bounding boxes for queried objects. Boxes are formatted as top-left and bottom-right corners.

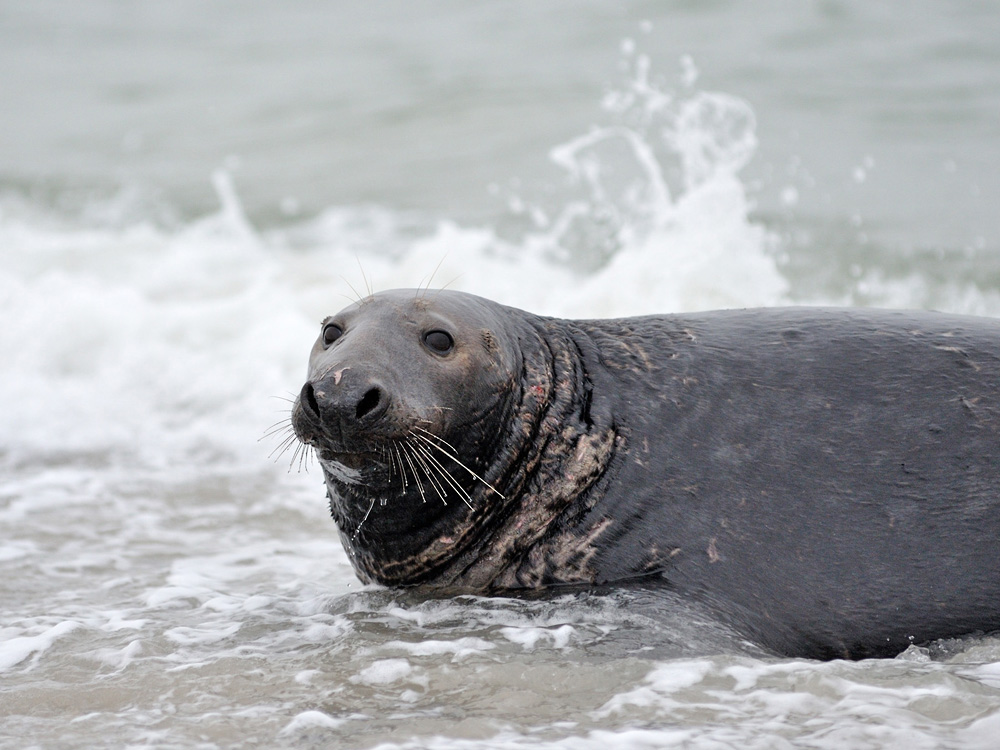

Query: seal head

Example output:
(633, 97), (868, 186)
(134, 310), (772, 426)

(292, 289), (617, 588)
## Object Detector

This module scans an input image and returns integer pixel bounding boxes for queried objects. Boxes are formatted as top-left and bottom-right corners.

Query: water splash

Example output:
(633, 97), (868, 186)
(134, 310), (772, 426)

(491, 44), (786, 315)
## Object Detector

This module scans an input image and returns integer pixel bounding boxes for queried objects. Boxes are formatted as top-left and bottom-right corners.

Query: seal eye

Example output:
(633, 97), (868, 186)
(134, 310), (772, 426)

(423, 329), (454, 354)
(322, 323), (343, 347)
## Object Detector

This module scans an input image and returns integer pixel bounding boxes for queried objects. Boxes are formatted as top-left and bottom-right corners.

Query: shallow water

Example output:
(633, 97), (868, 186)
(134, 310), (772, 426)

(3, 2), (1000, 748)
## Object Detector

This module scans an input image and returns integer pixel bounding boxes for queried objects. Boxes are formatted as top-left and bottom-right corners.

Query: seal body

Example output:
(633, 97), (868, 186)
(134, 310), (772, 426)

(292, 290), (1000, 659)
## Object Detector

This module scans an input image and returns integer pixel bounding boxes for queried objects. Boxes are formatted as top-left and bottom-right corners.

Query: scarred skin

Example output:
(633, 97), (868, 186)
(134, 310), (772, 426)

(291, 289), (1000, 659)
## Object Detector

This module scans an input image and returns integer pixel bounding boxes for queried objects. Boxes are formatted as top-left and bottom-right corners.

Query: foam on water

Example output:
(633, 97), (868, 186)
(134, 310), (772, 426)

(3, 47), (1000, 750)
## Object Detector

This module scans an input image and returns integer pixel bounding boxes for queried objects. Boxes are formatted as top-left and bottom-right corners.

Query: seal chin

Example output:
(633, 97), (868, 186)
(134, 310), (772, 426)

(316, 455), (364, 485)
(316, 448), (371, 473)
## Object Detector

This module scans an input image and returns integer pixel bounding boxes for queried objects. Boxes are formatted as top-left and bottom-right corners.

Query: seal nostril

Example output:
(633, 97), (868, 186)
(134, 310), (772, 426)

(301, 382), (320, 416)
(356, 387), (381, 421)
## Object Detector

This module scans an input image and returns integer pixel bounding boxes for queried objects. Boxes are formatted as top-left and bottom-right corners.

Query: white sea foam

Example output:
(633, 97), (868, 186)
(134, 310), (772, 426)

(280, 710), (346, 734)
(351, 658), (415, 685)
(0, 620), (82, 672)
(381, 637), (495, 659)
(500, 624), (575, 650)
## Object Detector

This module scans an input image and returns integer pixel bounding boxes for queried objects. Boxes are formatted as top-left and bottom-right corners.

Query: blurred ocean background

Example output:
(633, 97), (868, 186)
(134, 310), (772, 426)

(3, 2), (1000, 748)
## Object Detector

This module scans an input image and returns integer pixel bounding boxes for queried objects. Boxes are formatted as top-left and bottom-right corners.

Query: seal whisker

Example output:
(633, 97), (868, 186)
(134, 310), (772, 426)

(407, 442), (449, 505)
(261, 404), (315, 471)
(356, 256), (375, 299)
(265, 424), (295, 447)
(383, 444), (396, 484)
(260, 408), (295, 438)
(390, 441), (411, 493)
(417, 255), (448, 299)
(261, 419), (291, 435)
(410, 429), (505, 499)
(288, 440), (304, 473)
(295, 440), (313, 474)
(268, 430), (299, 461)
(385, 443), (405, 489)
(340, 275), (365, 305)
(411, 425), (460, 453)
(436, 274), (462, 295)
(403, 440), (449, 505)
(260, 420), (294, 442)
(396, 441), (427, 503)
(410, 439), (476, 510)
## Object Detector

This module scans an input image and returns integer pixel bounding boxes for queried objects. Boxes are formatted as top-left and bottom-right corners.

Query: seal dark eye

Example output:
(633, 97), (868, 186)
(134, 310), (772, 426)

(423, 329), (454, 354)
(322, 323), (343, 347)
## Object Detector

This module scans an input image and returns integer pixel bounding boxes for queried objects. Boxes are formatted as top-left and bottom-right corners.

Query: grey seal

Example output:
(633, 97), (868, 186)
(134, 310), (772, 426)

(291, 289), (1000, 659)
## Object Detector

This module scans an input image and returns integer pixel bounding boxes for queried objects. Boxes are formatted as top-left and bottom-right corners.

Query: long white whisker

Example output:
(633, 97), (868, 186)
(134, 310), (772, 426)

(341, 276), (364, 304)
(383, 444), (396, 484)
(269, 431), (298, 461)
(392, 442), (410, 492)
(296, 441), (312, 474)
(408, 442), (449, 505)
(411, 440), (475, 510)
(288, 441), (304, 473)
(260, 418), (293, 440)
(410, 430), (505, 499)
(404, 441), (448, 505)
(398, 442), (427, 503)
(412, 425), (460, 454)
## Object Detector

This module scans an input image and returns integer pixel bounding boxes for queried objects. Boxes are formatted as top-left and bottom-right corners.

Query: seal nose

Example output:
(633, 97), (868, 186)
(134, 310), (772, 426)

(354, 387), (382, 421)
(299, 378), (388, 430)
(300, 381), (321, 417)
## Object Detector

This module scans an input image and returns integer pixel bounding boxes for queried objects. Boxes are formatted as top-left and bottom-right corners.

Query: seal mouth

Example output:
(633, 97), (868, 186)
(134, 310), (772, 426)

(317, 447), (379, 471)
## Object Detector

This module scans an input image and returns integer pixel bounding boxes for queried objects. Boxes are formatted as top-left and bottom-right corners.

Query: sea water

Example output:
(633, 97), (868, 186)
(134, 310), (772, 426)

(3, 2), (1000, 748)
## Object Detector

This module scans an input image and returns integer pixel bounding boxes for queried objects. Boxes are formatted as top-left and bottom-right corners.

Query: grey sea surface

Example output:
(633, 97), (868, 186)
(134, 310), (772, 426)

(3, 2), (1000, 748)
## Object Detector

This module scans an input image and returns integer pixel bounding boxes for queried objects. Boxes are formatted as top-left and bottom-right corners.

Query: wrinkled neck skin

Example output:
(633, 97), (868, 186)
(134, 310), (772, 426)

(325, 311), (618, 591)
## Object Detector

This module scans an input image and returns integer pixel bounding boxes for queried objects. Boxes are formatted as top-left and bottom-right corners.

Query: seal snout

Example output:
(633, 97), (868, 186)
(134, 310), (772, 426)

(299, 374), (390, 439)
